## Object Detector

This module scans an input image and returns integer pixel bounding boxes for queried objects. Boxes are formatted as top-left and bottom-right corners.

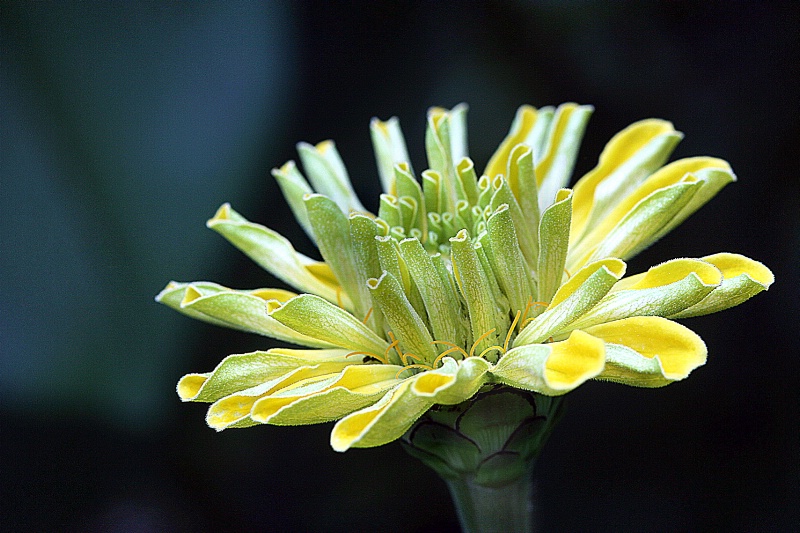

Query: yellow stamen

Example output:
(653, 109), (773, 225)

(431, 340), (470, 359)
(387, 331), (405, 361)
(361, 307), (373, 325)
(395, 364), (433, 379)
(564, 267), (572, 279)
(469, 328), (496, 358)
(504, 310), (521, 352)
(384, 339), (400, 363)
(401, 352), (423, 365)
(478, 345), (505, 359)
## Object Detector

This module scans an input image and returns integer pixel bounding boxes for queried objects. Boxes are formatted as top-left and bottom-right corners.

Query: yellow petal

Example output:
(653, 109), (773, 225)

(493, 330), (606, 396)
(670, 253), (774, 318)
(571, 119), (680, 243)
(586, 316), (706, 385)
(572, 157), (731, 252)
(251, 364), (402, 425)
(330, 380), (433, 451)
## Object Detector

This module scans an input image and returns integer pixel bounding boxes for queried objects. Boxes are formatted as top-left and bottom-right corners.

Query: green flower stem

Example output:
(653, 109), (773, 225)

(402, 387), (564, 533)
(446, 474), (534, 533)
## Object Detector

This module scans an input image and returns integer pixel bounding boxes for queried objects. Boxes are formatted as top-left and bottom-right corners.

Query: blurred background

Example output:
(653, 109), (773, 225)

(2, 2), (798, 531)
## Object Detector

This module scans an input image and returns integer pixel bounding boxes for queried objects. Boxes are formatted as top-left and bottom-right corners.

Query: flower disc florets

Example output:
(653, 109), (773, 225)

(158, 103), (772, 451)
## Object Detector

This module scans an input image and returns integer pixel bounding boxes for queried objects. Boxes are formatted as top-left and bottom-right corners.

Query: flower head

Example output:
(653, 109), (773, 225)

(158, 103), (773, 451)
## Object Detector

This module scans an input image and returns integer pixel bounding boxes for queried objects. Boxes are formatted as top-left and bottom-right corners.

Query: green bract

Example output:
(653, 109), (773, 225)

(158, 103), (773, 452)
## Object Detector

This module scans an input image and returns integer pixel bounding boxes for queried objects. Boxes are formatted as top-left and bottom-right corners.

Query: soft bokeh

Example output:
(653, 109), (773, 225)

(2, 2), (797, 531)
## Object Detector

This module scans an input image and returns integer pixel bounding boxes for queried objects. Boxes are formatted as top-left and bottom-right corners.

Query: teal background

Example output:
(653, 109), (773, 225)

(2, 2), (798, 531)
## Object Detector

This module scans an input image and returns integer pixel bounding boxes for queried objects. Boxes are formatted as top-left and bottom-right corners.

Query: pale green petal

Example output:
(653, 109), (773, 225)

(330, 380), (433, 451)
(585, 317), (707, 386)
(267, 294), (389, 356)
(571, 119), (682, 243)
(370, 116), (412, 194)
(426, 106), (467, 211)
(368, 271), (437, 365)
(399, 238), (468, 350)
(514, 258), (626, 346)
(486, 204), (536, 316)
(451, 229), (505, 357)
(163, 282), (336, 348)
(297, 140), (366, 214)
(485, 105), (543, 180)
(206, 363), (354, 430)
(670, 253), (774, 318)
(207, 204), (344, 305)
(492, 330), (606, 396)
(251, 364), (403, 425)
(537, 188), (573, 305)
(411, 356), (491, 405)
(306, 194), (370, 320)
(176, 348), (352, 403)
(271, 160), (314, 239)
(566, 258), (722, 331)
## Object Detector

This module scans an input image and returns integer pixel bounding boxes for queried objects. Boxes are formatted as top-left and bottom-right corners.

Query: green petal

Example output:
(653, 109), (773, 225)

(399, 237), (468, 350)
(207, 204), (344, 306)
(492, 330), (606, 396)
(176, 348), (352, 403)
(368, 271), (437, 365)
(486, 204), (536, 315)
(170, 282), (337, 348)
(268, 294), (389, 356)
(505, 144), (540, 234)
(251, 364), (403, 425)
(394, 163), (427, 235)
(370, 116), (412, 194)
(537, 188), (573, 305)
(514, 258), (626, 346)
(330, 380), (434, 451)
(566, 258), (722, 331)
(297, 140), (366, 214)
(306, 194), (370, 320)
(451, 229), (505, 358)
(490, 176), (538, 266)
(411, 356), (491, 405)
(206, 362), (354, 430)
(585, 317), (707, 386)
(571, 119), (682, 243)
(670, 253), (774, 318)
(271, 160), (315, 239)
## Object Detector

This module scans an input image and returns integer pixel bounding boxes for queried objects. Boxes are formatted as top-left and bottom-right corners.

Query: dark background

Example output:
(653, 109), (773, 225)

(2, 2), (798, 531)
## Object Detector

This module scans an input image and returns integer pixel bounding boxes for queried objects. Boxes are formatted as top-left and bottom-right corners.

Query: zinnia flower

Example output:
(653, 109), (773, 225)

(157, 103), (773, 453)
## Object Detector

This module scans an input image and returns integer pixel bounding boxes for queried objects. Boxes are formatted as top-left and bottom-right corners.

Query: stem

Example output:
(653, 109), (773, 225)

(446, 475), (534, 533)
